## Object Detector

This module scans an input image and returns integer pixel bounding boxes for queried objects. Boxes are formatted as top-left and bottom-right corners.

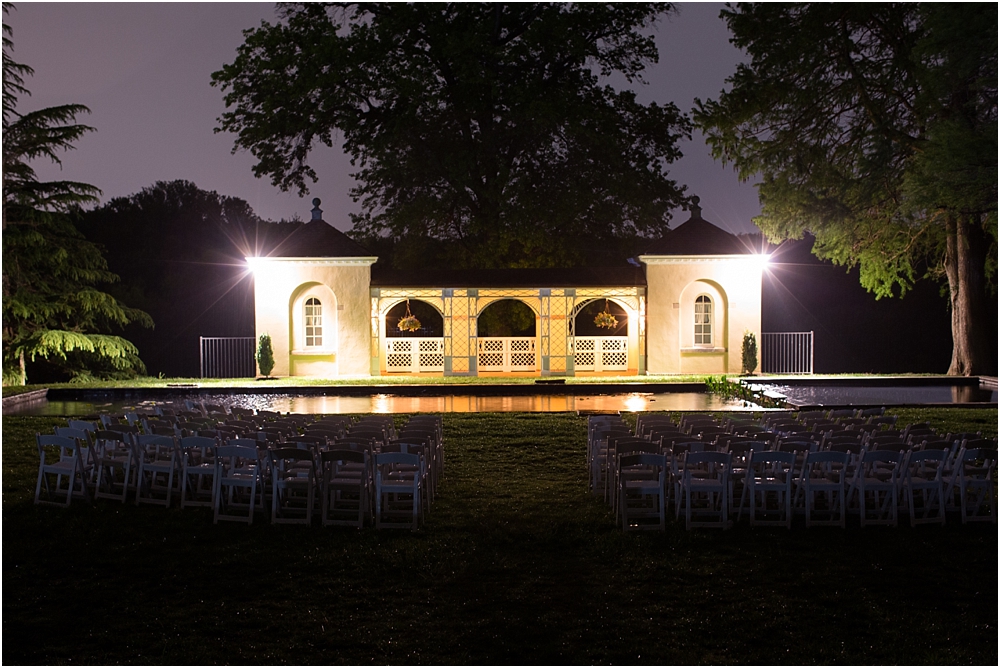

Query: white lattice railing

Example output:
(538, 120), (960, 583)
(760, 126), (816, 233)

(477, 337), (537, 372)
(573, 336), (628, 372)
(385, 338), (445, 373)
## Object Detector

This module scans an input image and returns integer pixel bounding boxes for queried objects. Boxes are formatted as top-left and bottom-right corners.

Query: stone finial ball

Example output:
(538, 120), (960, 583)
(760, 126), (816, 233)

(312, 198), (321, 207)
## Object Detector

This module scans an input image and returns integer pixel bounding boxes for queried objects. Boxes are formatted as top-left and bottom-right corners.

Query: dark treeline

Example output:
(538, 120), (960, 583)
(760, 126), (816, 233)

(30, 179), (970, 379)
(762, 235), (992, 374)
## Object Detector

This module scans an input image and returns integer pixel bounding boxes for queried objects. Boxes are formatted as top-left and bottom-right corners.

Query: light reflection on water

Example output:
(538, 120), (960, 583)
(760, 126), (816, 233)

(758, 384), (997, 407)
(15, 392), (749, 416)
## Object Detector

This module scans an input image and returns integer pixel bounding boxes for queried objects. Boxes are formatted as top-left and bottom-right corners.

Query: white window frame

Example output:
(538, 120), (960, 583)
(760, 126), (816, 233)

(304, 297), (323, 348)
(694, 294), (713, 346)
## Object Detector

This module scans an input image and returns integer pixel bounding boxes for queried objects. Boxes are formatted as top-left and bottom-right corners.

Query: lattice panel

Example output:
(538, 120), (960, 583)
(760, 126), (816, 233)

(574, 336), (627, 372)
(419, 352), (445, 369)
(451, 296), (471, 359)
(384, 338), (444, 372)
(478, 352), (504, 370)
(386, 353), (412, 370)
(480, 339), (504, 352)
(600, 351), (628, 370)
(510, 353), (535, 368)
(510, 339), (533, 352)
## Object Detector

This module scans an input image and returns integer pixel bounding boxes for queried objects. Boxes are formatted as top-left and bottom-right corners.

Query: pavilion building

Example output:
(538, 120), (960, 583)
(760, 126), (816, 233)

(248, 197), (766, 378)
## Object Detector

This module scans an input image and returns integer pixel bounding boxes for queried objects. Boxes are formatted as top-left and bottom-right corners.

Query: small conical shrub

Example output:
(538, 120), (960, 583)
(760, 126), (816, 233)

(257, 333), (275, 378)
(741, 330), (758, 375)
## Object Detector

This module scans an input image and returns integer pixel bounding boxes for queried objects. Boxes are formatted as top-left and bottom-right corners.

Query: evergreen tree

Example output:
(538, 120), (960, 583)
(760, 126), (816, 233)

(2, 3), (151, 384)
(695, 3), (997, 375)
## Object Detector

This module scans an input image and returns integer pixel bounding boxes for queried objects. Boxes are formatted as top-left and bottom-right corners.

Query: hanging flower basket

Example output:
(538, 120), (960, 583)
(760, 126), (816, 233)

(397, 301), (422, 332)
(594, 301), (618, 329)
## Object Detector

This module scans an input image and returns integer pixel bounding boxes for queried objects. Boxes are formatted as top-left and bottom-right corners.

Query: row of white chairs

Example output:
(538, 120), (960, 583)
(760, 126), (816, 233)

(34, 414), (444, 530)
(588, 413), (996, 530)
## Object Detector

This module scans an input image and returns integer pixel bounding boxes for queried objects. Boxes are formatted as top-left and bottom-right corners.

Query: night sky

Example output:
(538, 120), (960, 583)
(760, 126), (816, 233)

(7, 2), (762, 233)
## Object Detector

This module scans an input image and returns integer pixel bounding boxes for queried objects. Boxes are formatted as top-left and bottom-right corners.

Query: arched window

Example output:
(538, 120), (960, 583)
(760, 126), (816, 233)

(694, 295), (712, 345)
(304, 297), (323, 347)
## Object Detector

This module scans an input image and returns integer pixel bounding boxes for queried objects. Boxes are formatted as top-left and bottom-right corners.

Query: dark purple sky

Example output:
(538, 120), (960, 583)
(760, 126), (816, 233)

(7, 2), (761, 234)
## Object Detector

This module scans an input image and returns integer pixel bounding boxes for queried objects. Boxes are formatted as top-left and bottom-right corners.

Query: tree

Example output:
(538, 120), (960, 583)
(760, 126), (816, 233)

(695, 3), (997, 375)
(2, 3), (151, 384)
(212, 2), (691, 269)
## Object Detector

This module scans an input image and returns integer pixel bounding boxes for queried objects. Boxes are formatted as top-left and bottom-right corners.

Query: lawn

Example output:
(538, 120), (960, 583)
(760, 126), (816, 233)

(3, 409), (996, 665)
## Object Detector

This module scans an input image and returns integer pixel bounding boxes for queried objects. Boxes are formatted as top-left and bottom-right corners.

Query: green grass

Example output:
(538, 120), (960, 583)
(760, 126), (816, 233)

(3, 409), (996, 665)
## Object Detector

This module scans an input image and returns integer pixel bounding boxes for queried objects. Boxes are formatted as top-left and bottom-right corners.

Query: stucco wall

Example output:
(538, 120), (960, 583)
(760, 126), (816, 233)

(252, 259), (374, 377)
(641, 255), (763, 374)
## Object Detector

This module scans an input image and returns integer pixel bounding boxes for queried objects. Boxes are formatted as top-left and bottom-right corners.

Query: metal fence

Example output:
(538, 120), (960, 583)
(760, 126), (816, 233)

(200, 336), (256, 378)
(761, 331), (814, 374)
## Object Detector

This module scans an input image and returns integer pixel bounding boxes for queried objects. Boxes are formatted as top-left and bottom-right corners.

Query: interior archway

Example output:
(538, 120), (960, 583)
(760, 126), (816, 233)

(385, 299), (444, 337)
(573, 299), (629, 336)
(477, 299), (536, 337)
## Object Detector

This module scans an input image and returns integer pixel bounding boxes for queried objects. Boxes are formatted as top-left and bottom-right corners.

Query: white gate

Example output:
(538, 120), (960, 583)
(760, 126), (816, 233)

(477, 337), (537, 372)
(385, 338), (445, 373)
(573, 336), (628, 372)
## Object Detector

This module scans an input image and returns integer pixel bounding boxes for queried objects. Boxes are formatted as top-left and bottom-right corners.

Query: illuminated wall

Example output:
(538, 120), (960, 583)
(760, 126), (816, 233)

(250, 256), (377, 377)
(640, 254), (765, 374)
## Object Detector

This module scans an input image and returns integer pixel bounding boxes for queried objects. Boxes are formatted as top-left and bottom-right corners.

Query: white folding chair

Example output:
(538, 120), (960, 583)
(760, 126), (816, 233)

(321, 449), (372, 528)
(854, 450), (903, 527)
(946, 447), (996, 523)
(269, 447), (317, 525)
(93, 429), (136, 503)
(179, 436), (219, 508)
(133, 434), (181, 507)
(678, 451), (731, 530)
(213, 444), (263, 524)
(901, 449), (947, 526)
(796, 450), (849, 528)
(618, 453), (668, 531)
(746, 450), (795, 528)
(374, 452), (423, 530)
(34, 434), (92, 506)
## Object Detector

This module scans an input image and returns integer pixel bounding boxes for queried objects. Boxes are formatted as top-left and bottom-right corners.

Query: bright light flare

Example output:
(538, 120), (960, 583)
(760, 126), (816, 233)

(245, 256), (262, 273)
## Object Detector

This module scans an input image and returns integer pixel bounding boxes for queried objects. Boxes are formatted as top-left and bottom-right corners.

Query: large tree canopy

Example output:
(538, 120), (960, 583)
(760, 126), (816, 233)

(2, 3), (151, 384)
(212, 2), (691, 269)
(695, 3), (997, 375)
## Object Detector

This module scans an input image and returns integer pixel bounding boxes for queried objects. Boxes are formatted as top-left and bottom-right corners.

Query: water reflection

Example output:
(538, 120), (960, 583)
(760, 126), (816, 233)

(14, 392), (747, 416)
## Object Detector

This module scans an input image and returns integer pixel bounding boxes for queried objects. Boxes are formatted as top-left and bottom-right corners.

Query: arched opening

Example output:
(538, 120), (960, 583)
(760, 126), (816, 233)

(385, 299), (444, 337)
(573, 299), (629, 372)
(290, 282), (337, 353)
(477, 299), (536, 337)
(476, 299), (537, 373)
(383, 299), (445, 373)
(573, 299), (628, 336)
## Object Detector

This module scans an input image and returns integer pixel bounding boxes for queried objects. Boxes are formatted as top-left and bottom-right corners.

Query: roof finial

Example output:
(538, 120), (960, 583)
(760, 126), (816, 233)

(689, 195), (702, 219)
(311, 197), (323, 221)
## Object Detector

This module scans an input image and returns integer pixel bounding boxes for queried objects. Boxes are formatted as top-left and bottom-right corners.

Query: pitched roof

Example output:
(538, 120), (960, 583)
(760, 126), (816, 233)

(371, 266), (646, 288)
(261, 219), (374, 258)
(642, 199), (754, 256)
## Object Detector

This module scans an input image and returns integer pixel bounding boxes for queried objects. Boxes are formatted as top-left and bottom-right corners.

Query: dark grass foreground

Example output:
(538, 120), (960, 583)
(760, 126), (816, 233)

(3, 410), (997, 665)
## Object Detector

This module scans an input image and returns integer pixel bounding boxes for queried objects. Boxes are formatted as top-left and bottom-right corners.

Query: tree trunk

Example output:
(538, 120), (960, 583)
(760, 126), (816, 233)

(945, 213), (992, 376)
